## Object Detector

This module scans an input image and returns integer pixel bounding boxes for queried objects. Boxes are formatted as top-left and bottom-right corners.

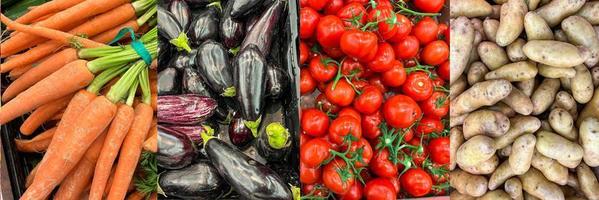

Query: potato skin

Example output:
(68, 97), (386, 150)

(451, 80), (513, 117)
(463, 109), (510, 139)
(531, 78), (560, 115)
(536, 131), (584, 168)
(516, 78), (535, 97)
(450, 17), (475, 85)
(562, 15), (599, 67)
(457, 135), (497, 167)
(502, 87), (534, 115)
(536, 0), (586, 27)
(507, 38), (528, 62)
(571, 65), (594, 104)
(548, 108), (576, 140)
(450, 127), (465, 170)
(509, 134), (536, 175)
(518, 168), (565, 200)
(450, 0), (493, 18)
(478, 42), (509, 70)
(467, 62), (489, 85)
(479, 190), (511, 200)
(576, 1), (599, 25)
(461, 154), (499, 175)
(485, 61), (538, 82)
(505, 178), (524, 200)
(531, 150), (568, 185)
(483, 18), (500, 42)
(450, 76), (467, 100)
(494, 116), (541, 149)
(538, 64), (576, 79)
(450, 169), (488, 197)
(553, 91), (578, 117)
(576, 163), (599, 199)
(495, 0), (527, 46)
(591, 66), (599, 87)
(524, 12), (554, 40)
(489, 160), (517, 190)
(580, 117), (599, 167)
(577, 89), (599, 127)
(522, 40), (588, 68)
(450, 191), (476, 200)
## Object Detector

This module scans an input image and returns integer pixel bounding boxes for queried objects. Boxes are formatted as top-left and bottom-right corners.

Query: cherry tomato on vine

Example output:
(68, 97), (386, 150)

(400, 168), (433, 197)
(300, 161), (322, 184)
(421, 40), (449, 65)
(317, 15), (345, 48)
(336, 2), (367, 28)
(302, 184), (330, 198)
(345, 138), (373, 168)
(364, 178), (397, 200)
(300, 138), (332, 167)
(323, 159), (355, 195)
(368, 75), (387, 93)
(339, 182), (363, 200)
(406, 140), (428, 167)
(367, 7), (399, 40)
(300, 69), (317, 95)
(324, 0), (344, 15)
(300, 7), (320, 39)
(383, 95), (422, 128)
(367, 42), (396, 72)
(300, 132), (311, 146)
(301, 108), (330, 137)
(353, 86), (384, 114)
(393, 35), (419, 59)
(412, 17), (438, 45)
(341, 58), (365, 78)
(437, 60), (450, 81)
(420, 91), (449, 118)
(338, 107), (362, 122)
(381, 60), (407, 87)
(369, 149), (398, 178)
(437, 23), (448, 36)
(300, 42), (310, 65)
(316, 93), (341, 113)
(309, 55), (339, 82)
(323, 46), (345, 59)
(387, 176), (400, 195)
(428, 137), (450, 165)
(325, 79), (356, 106)
(362, 110), (383, 140)
(340, 29), (379, 62)
(329, 115), (362, 144)
(415, 117), (443, 137)
(402, 71), (433, 101)
(387, 13), (413, 43)
(307, 0), (332, 11)
(413, 0), (445, 13)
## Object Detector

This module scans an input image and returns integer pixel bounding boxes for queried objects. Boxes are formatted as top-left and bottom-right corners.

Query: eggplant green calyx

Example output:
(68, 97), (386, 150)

(266, 122), (290, 149)
(200, 125), (216, 147)
(244, 117), (262, 138)
(221, 86), (236, 97)
(170, 32), (192, 53)
(291, 186), (301, 200)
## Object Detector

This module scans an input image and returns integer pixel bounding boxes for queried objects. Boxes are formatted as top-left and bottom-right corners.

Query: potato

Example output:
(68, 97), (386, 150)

(524, 12), (554, 40)
(450, 169), (488, 197)
(469, 31), (483, 64)
(536, 131), (584, 168)
(540, 119), (555, 132)
(523, 40), (588, 68)
(463, 109), (510, 139)
(489, 160), (517, 190)
(501, 87), (534, 115)
(499, 144), (512, 157)
(505, 177), (524, 200)
(450, 191), (475, 200)
(483, 18), (500, 42)
(450, 76), (467, 100)
(507, 38), (528, 62)
(450, 0), (493, 18)
(457, 135), (497, 167)
(577, 1), (599, 25)
(494, 116), (541, 149)
(554, 29), (570, 42)
(451, 80), (513, 116)
(479, 190), (511, 200)
(487, 102), (517, 117)
(580, 117), (599, 167)
(451, 113), (468, 128)
(531, 151), (569, 185)
(548, 108), (576, 140)
(538, 64), (577, 78)
(485, 61), (538, 82)
(491, 5), (501, 19)
(577, 90), (599, 127)
(461, 154), (499, 175)
(531, 78), (560, 115)
(576, 163), (599, 199)
(450, 127), (465, 170)
(527, 0), (540, 10)
(571, 65), (594, 104)
(553, 91), (578, 117)
(536, 0), (586, 27)
(510, 134), (536, 174)
(495, 0), (527, 46)
(560, 77), (572, 90)
(467, 62), (488, 85)
(566, 173), (580, 190)
(516, 78), (536, 97)
(562, 16), (599, 67)
(478, 42), (509, 70)
(591, 66), (599, 87)
(518, 168), (565, 200)
(450, 17), (475, 84)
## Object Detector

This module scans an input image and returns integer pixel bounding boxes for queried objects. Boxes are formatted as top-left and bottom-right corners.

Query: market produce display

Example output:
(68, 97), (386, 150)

(0, 0), (158, 199)
(298, 0), (450, 199)
(450, 0), (599, 199)
(156, 0), (299, 199)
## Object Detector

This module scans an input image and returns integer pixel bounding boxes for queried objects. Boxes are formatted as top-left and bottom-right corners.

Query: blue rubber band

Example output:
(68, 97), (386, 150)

(109, 27), (152, 65)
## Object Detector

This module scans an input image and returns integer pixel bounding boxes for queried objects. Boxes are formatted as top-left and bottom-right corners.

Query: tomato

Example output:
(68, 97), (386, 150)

(307, 0), (331, 11)
(336, 2), (367, 28)
(300, 0), (309, 8)
(413, 0), (445, 13)
(362, 111), (383, 140)
(428, 137), (450, 165)
(300, 7), (320, 39)
(367, 42), (395, 72)
(339, 182), (363, 200)
(341, 58), (365, 78)
(345, 138), (373, 167)
(408, 142), (428, 167)
(381, 60), (406, 87)
(300, 132), (311, 146)
(338, 107), (362, 122)
(328, 115), (362, 144)
(316, 93), (341, 113)
(383, 95), (422, 129)
(346, 0), (368, 4)
(420, 91), (448, 118)
(300, 161), (322, 184)
(421, 40), (449, 65)
(309, 55), (338, 82)
(300, 138), (332, 167)
(302, 184), (330, 198)
(431, 74), (445, 87)
(387, 176), (401, 194)
(372, 0), (393, 8)
(300, 68), (317, 95)
(393, 35), (419, 59)
(369, 149), (398, 178)
(317, 15), (345, 48)
(352, 79), (369, 91)
(302, 108), (330, 137)
(324, 0), (344, 15)
(325, 79), (356, 106)
(387, 14), (413, 43)
(323, 159), (355, 194)
(353, 86), (383, 114)
(340, 29), (379, 62)
(367, 7), (398, 40)
(402, 128), (415, 142)
(437, 23), (448, 37)
(322, 46), (345, 59)
(443, 22), (450, 44)
(400, 168), (433, 197)
(437, 60), (450, 81)
(300, 42), (310, 65)
(412, 17), (438, 45)
(415, 117), (443, 137)
(364, 178), (397, 200)
(368, 75), (387, 93)
(402, 71), (433, 101)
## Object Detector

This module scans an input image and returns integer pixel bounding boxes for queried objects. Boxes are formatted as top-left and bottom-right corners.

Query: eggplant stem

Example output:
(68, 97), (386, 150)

(291, 186), (301, 200)
(169, 32), (192, 53)
(244, 117), (262, 138)
(222, 86), (236, 97)
(265, 122), (290, 149)
(200, 125), (216, 146)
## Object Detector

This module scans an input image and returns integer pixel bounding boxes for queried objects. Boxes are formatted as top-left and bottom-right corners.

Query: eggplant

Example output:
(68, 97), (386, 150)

(245, 14), (261, 33)
(170, 51), (195, 70)
(158, 94), (217, 125)
(196, 40), (235, 97)
(169, 0), (191, 30)
(200, 133), (293, 199)
(254, 102), (291, 162)
(188, 7), (219, 47)
(228, 114), (254, 147)
(240, 0), (284, 56)
(159, 160), (229, 199)
(162, 121), (218, 145)
(265, 64), (289, 100)
(233, 45), (267, 135)
(158, 67), (181, 95)
(182, 67), (211, 95)
(220, 1), (245, 48)
(158, 6), (192, 52)
(158, 125), (198, 169)
(229, 0), (265, 19)
(158, 40), (174, 71)
(184, 0), (211, 6)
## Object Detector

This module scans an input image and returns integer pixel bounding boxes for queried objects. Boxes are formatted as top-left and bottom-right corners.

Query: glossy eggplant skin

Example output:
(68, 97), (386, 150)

(228, 114), (253, 147)
(158, 67), (181, 95)
(241, 0), (284, 56)
(233, 45), (267, 121)
(159, 160), (229, 199)
(220, 1), (245, 48)
(188, 7), (219, 47)
(158, 94), (217, 125)
(158, 6), (184, 41)
(170, 51), (195, 70)
(169, 0), (191, 30)
(265, 64), (289, 100)
(158, 40), (173, 71)
(158, 126), (198, 169)
(229, 0), (265, 19)
(254, 102), (291, 163)
(203, 137), (293, 199)
(195, 40), (235, 97)
(182, 67), (211, 95)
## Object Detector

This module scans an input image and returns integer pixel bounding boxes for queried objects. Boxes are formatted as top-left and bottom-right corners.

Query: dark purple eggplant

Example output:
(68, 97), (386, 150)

(158, 67), (181, 95)
(184, 0), (211, 6)
(265, 64), (289, 100)
(158, 6), (192, 52)
(169, 0), (191, 30)
(196, 40), (235, 97)
(162, 124), (204, 144)
(170, 51), (195, 70)
(220, 1), (245, 48)
(228, 114), (254, 147)
(158, 160), (229, 199)
(158, 94), (217, 125)
(240, 0), (284, 56)
(188, 7), (219, 47)
(200, 133), (293, 199)
(182, 67), (211, 95)
(233, 45), (267, 135)
(158, 40), (174, 72)
(229, 0), (265, 19)
(254, 102), (290, 162)
(158, 125), (198, 169)
(244, 14), (261, 33)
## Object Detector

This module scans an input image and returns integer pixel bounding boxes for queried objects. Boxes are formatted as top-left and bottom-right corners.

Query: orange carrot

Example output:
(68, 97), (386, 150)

(20, 94), (73, 135)
(26, 164), (39, 188)
(149, 192), (157, 200)
(89, 104), (135, 200)
(54, 131), (107, 200)
(9, 64), (34, 80)
(91, 20), (140, 44)
(107, 103), (153, 200)
(15, 127), (56, 153)
(142, 128), (156, 153)
(126, 191), (145, 200)
(21, 95), (117, 199)
(50, 110), (65, 122)
(30, 12), (56, 23)
(0, 60), (94, 125)
(104, 167), (117, 197)
(15, 0), (86, 24)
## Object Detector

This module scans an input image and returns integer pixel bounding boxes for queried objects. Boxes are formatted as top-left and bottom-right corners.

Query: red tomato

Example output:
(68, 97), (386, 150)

(339, 182), (363, 200)
(400, 168), (433, 197)
(367, 7), (399, 40)
(443, 23), (450, 43)
(302, 184), (330, 198)
(412, 17), (438, 45)
(325, 0), (344, 14)
(323, 46), (346, 59)
(408, 142), (429, 167)
(300, 69), (317, 95)
(421, 40), (449, 65)
(415, 117), (443, 137)
(328, 115), (362, 144)
(302, 108), (330, 137)
(383, 95), (422, 128)
(300, 42), (310, 65)
(336, 2), (367, 28)
(368, 75), (387, 93)
(420, 91), (449, 118)
(362, 110), (383, 140)
(353, 86), (383, 114)
(300, 138), (332, 167)
(402, 71), (433, 101)
(431, 74), (446, 87)
(393, 36), (419, 59)
(413, 0), (445, 13)
(381, 60), (406, 87)
(437, 61), (450, 81)
(325, 79), (356, 106)
(387, 14), (413, 43)
(387, 176), (401, 194)
(346, 0), (368, 4)
(316, 93), (341, 113)
(346, 138), (373, 167)
(438, 23), (448, 36)
(372, 0), (393, 8)
(300, 8), (320, 39)
(352, 79), (369, 91)
(300, 0), (309, 8)
(428, 137), (450, 165)
(300, 161), (322, 184)
(307, 0), (332, 10)
(340, 29), (379, 62)
(367, 43), (395, 72)
(364, 178), (397, 200)
(338, 107), (362, 122)
(317, 15), (345, 48)
(369, 149), (398, 178)
(309, 55), (338, 82)
(341, 58), (365, 78)
(323, 159), (355, 194)
(300, 132), (311, 146)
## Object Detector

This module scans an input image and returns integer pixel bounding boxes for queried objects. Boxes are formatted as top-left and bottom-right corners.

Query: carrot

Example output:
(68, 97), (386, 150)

(30, 12), (56, 23)
(0, 60), (94, 125)
(142, 129), (156, 153)
(107, 103), (153, 200)
(15, 0), (86, 24)
(91, 20), (140, 44)
(89, 104), (135, 200)
(9, 64), (34, 80)
(50, 110), (65, 121)
(54, 131), (107, 200)
(15, 127), (57, 153)
(149, 192), (157, 200)
(21, 95), (117, 200)
(126, 191), (145, 200)
(26, 164), (39, 188)
(20, 94), (73, 135)
(104, 167), (117, 197)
